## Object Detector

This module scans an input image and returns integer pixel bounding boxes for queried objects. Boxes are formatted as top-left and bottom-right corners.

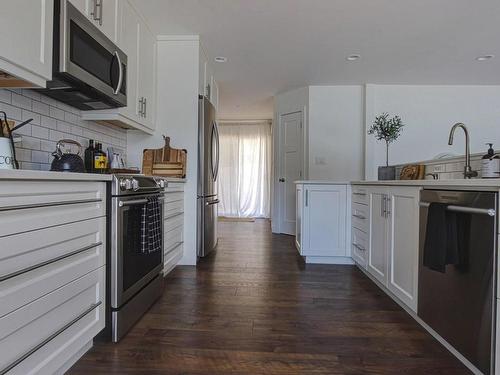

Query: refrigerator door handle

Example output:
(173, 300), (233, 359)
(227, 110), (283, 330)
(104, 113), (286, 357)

(205, 199), (220, 206)
(210, 121), (217, 181)
(213, 121), (220, 182)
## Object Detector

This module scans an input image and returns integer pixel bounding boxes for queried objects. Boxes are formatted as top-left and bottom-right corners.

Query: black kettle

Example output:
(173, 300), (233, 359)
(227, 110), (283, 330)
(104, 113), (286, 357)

(51, 139), (85, 173)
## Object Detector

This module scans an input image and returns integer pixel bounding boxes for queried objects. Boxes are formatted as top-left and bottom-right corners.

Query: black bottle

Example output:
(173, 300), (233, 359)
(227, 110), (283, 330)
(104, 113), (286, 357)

(84, 140), (95, 173)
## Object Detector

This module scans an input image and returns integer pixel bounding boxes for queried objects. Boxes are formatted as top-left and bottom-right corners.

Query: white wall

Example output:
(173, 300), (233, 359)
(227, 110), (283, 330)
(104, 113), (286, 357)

(272, 87), (309, 233)
(365, 84), (500, 180)
(128, 37), (200, 265)
(308, 86), (364, 181)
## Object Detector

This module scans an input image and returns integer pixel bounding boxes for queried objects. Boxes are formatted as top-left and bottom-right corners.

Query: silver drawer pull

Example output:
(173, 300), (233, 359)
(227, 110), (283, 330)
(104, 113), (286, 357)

(352, 243), (366, 252)
(205, 199), (220, 206)
(352, 214), (366, 220)
(0, 301), (102, 375)
(0, 242), (103, 282)
(353, 192), (366, 196)
(0, 198), (102, 212)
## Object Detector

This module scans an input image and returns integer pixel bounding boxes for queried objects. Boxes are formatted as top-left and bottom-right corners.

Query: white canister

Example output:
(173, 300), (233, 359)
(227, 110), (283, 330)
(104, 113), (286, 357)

(0, 137), (15, 170)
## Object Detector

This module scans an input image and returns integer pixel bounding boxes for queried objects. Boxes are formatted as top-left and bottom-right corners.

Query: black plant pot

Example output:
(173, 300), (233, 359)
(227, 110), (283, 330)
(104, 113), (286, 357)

(378, 166), (396, 180)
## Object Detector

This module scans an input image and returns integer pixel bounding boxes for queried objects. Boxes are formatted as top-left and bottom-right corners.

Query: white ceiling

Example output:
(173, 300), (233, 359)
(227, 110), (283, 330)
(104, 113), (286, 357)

(132, 0), (500, 119)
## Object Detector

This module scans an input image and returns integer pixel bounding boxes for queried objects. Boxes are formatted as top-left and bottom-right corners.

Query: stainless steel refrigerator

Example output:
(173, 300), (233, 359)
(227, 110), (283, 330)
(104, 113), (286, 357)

(197, 96), (220, 257)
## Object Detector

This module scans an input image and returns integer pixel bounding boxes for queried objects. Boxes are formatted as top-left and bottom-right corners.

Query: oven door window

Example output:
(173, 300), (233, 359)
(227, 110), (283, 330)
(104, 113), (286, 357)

(121, 204), (162, 292)
(69, 20), (118, 88)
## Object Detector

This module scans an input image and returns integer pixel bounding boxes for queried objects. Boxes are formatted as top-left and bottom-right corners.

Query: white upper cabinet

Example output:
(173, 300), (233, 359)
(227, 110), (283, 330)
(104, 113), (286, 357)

(199, 48), (208, 97)
(0, 0), (53, 88)
(81, 0), (156, 133)
(69, 0), (118, 42)
(199, 46), (219, 110)
(137, 17), (156, 129)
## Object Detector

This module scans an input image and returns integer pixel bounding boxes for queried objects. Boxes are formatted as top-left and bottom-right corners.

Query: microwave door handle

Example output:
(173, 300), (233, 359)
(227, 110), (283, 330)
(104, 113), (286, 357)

(113, 51), (123, 95)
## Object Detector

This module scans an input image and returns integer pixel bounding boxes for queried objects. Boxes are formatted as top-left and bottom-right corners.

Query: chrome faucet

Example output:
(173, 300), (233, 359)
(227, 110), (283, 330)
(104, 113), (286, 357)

(448, 123), (478, 179)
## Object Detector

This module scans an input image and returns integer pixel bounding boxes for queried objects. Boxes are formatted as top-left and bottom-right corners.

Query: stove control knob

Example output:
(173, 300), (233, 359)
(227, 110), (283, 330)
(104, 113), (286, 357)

(119, 178), (129, 191)
(131, 178), (139, 191)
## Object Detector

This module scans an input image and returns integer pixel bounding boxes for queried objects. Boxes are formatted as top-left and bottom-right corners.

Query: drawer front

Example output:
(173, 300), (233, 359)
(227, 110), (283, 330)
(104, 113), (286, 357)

(0, 267), (105, 374)
(351, 202), (368, 233)
(164, 191), (184, 204)
(0, 181), (105, 237)
(351, 227), (368, 268)
(164, 199), (184, 219)
(164, 226), (183, 253)
(164, 213), (183, 233)
(164, 183), (185, 193)
(352, 186), (368, 205)
(0, 239), (105, 317)
(0, 217), (105, 282)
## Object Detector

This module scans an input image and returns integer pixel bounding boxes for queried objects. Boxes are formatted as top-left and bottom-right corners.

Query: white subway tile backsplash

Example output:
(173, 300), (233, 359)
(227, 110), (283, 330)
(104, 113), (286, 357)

(11, 93), (31, 110)
(0, 88), (128, 170)
(32, 100), (50, 116)
(49, 106), (65, 121)
(32, 125), (49, 139)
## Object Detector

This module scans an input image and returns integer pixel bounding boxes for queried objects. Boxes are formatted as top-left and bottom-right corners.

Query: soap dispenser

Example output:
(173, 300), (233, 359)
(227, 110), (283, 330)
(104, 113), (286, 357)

(481, 143), (500, 178)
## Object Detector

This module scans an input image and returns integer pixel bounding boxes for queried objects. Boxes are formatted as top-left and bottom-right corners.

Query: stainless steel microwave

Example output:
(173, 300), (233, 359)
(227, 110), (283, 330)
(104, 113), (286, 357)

(39, 0), (127, 110)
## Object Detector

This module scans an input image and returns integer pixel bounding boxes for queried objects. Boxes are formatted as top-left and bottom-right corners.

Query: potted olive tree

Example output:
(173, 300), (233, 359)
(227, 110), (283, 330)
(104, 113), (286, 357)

(368, 113), (404, 180)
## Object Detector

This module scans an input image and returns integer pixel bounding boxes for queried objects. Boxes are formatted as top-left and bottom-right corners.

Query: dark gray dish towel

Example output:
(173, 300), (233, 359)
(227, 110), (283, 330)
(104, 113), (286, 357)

(140, 195), (162, 254)
(423, 202), (470, 273)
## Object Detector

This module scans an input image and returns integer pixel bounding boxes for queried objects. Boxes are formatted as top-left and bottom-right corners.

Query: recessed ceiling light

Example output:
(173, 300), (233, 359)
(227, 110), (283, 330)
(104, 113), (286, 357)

(215, 56), (227, 63)
(476, 55), (495, 61)
(346, 54), (361, 61)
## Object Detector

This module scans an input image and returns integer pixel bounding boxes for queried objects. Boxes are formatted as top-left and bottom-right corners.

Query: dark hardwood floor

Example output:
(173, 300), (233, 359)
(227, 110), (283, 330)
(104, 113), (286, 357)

(68, 219), (470, 374)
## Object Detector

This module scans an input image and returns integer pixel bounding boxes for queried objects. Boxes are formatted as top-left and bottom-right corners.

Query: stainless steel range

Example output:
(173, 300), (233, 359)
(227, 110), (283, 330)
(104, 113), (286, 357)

(108, 174), (166, 342)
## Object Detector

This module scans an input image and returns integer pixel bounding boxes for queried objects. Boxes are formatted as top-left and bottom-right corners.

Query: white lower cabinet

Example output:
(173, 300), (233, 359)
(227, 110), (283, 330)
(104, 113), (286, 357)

(353, 185), (420, 312)
(0, 179), (107, 374)
(295, 183), (351, 263)
(163, 182), (185, 275)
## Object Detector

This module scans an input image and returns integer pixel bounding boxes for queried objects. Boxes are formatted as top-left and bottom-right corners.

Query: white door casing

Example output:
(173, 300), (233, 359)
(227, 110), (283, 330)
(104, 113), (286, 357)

(278, 111), (303, 235)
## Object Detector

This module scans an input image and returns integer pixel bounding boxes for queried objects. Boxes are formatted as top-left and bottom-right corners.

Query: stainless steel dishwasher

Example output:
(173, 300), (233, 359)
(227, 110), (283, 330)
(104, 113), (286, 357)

(419, 189), (497, 374)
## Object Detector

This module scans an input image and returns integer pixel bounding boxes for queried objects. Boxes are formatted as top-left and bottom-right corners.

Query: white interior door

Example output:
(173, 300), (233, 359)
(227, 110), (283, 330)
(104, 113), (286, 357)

(278, 111), (302, 235)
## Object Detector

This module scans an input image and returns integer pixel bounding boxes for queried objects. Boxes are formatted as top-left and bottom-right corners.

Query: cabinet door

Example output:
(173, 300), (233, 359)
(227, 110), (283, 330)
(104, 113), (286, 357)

(387, 187), (420, 311)
(117, 0), (139, 122)
(68, 0), (89, 15)
(199, 49), (208, 96)
(302, 185), (347, 257)
(211, 76), (219, 110)
(0, 0), (53, 86)
(137, 18), (156, 129)
(98, 0), (118, 42)
(367, 187), (389, 285)
(295, 185), (303, 253)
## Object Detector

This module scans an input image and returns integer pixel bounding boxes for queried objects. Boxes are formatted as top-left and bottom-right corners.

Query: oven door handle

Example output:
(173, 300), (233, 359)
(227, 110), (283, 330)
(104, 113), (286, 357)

(118, 196), (164, 207)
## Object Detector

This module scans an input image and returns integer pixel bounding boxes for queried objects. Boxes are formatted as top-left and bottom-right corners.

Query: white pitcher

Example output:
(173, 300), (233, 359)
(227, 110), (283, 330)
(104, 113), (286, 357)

(0, 138), (15, 169)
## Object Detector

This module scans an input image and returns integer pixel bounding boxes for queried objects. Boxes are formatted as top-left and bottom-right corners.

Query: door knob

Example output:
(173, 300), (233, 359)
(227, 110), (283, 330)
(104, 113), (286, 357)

(279, 178), (285, 182)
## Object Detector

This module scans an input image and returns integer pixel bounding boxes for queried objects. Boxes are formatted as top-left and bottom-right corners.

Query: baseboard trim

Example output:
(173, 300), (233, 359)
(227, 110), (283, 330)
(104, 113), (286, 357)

(305, 256), (354, 265)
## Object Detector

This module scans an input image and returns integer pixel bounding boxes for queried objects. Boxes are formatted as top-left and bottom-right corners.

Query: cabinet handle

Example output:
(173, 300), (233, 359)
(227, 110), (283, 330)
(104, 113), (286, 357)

(352, 213), (366, 220)
(305, 190), (309, 207)
(381, 195), (384, 217)
(385, 195), (391, 217)
(138, 97), (144, 116)
(352, 243), (366, 252)
(144, 98), (147, 117)
(91, 0), (103, 25)
(353, 192), (366, 196)
(0, 301), (102, 375)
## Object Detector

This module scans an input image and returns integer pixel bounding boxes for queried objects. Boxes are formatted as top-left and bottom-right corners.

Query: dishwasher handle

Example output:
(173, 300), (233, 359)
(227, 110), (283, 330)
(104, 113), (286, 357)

(419, 202), (496, 217)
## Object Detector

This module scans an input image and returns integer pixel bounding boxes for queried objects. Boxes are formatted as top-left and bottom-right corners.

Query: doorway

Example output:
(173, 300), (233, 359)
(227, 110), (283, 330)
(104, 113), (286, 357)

(217, 120), (272, 219)
(276, 111), (303, 235)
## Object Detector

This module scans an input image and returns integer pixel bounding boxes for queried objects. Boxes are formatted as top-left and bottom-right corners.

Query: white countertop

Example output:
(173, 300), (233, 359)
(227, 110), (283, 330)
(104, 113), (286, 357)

(0, 169), (113, 181)
(295, 180), (351, 185)
(351, 179), (500, 189)
(296, 178), (500, 190)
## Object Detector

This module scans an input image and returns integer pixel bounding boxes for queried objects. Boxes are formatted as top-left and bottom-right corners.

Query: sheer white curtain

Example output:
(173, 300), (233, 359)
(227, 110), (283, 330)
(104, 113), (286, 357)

(218, 121), (272, 218)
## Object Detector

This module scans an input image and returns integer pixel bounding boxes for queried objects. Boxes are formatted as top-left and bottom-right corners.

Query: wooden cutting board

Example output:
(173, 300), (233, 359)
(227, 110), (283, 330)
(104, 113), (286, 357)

(400, 164), (425, 180)
(142, 136), (187, 178)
